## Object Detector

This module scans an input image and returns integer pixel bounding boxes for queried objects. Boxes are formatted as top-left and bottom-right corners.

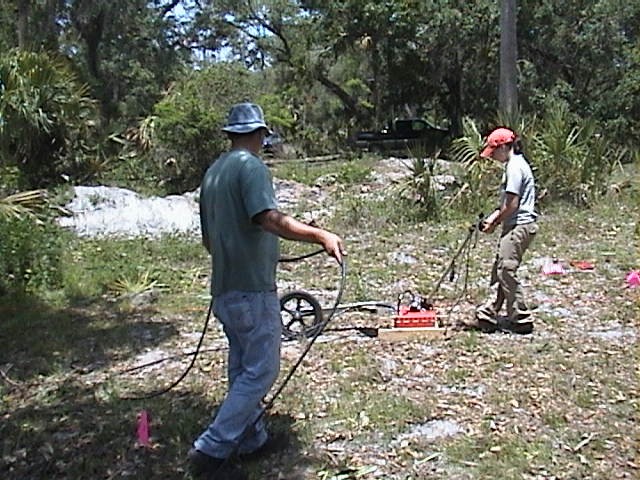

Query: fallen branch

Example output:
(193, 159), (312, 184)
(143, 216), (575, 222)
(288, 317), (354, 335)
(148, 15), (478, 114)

(266, 154), (342, 166)
(573, 433), (595, 452)
(0, 364), (21, 388)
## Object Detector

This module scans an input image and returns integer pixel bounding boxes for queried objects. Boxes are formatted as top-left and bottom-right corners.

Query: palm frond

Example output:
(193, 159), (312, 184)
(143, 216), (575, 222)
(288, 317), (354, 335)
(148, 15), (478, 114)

(448, 117), (484, 166)
(0, 189), (48, 221)
(109, 271), (167, 296)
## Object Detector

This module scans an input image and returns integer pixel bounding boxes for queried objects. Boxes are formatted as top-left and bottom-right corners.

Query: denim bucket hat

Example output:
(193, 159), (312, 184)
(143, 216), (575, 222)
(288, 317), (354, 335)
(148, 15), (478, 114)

(222, 103), (271, 134)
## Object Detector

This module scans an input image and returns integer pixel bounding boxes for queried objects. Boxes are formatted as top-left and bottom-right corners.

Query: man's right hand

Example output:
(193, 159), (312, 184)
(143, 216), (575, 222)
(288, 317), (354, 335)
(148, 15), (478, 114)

(321, 232), (346, 264)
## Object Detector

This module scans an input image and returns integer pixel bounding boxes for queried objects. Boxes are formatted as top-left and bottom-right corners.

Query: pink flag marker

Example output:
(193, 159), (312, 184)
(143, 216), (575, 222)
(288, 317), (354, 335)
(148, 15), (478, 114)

(136, 410), (150, 447)
(626, 270), (640, 288)
(542, 258), (565, 275)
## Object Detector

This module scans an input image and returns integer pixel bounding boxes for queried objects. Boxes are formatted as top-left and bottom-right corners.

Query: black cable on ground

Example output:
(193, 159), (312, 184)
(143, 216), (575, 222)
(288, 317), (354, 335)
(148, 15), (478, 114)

(120, 248), (332, 400)
(121, 299), (215, 400)
(119, 346), (226, 375)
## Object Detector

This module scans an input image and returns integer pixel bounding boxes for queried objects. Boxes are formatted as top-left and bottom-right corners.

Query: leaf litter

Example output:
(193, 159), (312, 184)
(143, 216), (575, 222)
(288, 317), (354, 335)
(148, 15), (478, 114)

(2, 157), (638, 479)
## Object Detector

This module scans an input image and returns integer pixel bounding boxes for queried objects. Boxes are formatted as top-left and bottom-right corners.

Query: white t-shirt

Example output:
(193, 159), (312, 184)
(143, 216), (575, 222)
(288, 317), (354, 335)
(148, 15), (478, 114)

(500, 153), (537, 225)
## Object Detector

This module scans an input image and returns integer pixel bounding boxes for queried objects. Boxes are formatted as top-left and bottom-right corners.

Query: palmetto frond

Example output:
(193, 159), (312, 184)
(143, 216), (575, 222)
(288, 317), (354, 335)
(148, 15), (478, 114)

(448, 117), (485, 167)
(0, 189), (48, 222)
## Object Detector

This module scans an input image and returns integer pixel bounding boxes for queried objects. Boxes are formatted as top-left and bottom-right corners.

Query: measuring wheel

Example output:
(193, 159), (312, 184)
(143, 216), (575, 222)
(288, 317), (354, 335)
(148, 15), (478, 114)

(279, 290), (324, 340)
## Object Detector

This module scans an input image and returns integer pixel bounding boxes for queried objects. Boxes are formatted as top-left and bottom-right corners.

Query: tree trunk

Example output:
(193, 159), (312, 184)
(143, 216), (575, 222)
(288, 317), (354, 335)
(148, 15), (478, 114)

(371, 42), (382, 129)
(499, 0), (518, 119)
(42, 0), (60, 50)
(314, 66), (367, 125)
(17, 0), (30, 50)
(446, 46), (464, 138)
(71, 2), (106, 79)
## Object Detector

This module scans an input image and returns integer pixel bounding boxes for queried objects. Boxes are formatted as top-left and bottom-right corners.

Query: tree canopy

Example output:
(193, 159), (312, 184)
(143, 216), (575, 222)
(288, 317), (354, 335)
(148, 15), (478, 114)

(0, 0), (638, 190)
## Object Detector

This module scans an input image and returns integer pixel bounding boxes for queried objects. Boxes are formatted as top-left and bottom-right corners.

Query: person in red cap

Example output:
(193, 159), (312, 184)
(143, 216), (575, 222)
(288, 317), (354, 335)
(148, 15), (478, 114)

(474, 127), (538, 334)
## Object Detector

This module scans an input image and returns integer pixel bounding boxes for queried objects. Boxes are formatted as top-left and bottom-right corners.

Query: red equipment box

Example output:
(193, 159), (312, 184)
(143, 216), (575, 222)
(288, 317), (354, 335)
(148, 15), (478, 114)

(394, 306), (437, 328)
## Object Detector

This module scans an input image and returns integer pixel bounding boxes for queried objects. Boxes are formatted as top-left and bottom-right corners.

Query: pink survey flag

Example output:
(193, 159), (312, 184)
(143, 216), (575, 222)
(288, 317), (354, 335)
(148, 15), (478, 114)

(542, 258), (565, 275)
(626, 270), (640, 288)
(136, 410), (150, 447)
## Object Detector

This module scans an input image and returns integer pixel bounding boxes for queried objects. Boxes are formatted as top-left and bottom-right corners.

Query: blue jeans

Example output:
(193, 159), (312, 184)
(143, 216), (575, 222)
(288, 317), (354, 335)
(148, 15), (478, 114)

(194, 290), (281, 458)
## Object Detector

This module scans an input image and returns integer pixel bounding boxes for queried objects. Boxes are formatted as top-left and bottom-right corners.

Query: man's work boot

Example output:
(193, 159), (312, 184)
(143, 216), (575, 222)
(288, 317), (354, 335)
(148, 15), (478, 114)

(239, 430), (290, 460)
(187, 449), (248, 480)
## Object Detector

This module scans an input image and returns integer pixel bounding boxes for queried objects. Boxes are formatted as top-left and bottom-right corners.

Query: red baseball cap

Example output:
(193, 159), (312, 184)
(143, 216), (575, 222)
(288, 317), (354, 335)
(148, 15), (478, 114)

(481, 127), (516, 158)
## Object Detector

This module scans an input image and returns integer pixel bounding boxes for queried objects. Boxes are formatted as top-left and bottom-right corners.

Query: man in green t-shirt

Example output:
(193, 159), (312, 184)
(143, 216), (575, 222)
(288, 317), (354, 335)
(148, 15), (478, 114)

(189, 103), (345, 479)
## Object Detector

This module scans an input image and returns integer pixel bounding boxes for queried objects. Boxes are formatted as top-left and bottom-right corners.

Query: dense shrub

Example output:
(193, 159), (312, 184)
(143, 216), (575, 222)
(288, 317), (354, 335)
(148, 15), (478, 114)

(0, 215), (68, 295)
(116, 63), (300, 194)
(0, 49), (98, 189)
(149, 63), (259, 193)
(529, 99), (627, 206)
(446, 103), (627, 212)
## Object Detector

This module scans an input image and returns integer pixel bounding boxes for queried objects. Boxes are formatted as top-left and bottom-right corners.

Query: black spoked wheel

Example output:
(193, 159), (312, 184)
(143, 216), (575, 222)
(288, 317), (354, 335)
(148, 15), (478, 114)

(279, 290), (324, 340)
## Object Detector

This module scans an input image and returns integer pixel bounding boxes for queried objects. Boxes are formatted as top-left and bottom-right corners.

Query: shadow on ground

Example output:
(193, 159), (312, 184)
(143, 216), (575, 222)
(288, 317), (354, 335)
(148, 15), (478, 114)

(1, 378), (304, 479)
(0, 294), (178, 381)
(0, 295), (313, 479)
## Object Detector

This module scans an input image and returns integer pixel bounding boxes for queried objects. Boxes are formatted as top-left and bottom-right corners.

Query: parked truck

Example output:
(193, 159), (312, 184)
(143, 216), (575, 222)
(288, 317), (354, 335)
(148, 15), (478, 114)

(354, 118), (449, 154)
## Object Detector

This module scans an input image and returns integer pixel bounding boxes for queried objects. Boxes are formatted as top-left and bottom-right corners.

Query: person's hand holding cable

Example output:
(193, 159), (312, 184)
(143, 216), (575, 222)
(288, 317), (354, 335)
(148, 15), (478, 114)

(256, 209), (346, 264)
(317, 230), (346, 264)
(481, 209), (501, 233)
(481, 193), (520, 234)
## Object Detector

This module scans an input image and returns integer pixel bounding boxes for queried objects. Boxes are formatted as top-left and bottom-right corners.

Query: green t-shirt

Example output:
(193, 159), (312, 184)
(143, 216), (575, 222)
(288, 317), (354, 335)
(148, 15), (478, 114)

(199, 148), (279, 295)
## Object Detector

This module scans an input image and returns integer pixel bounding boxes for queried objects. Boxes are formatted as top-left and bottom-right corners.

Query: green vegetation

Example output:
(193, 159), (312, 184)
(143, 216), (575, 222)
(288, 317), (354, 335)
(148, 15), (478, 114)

(0, 1), (638, 193)
(61, 236), (208, 303)
(529, 99), (628, 206)
(150, 65), (262, 193)
(0, 50), (97, 189)
(0, 215), (68, 294)
(0, 189), (69, 295)
(272, 156), (374, 187)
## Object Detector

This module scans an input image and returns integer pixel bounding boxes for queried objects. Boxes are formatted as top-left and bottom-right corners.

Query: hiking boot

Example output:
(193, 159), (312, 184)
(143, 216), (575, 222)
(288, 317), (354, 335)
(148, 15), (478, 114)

(187, 449), (247, 480)
(239, 430), (290, 460)
(459, 314), (497, 333)
(507, 321), (533, 335)
(513, 307), (533, 321)
(504, 305), (534, 333)
(476, 303), (496, 320)
(473, 304), (498, 332)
